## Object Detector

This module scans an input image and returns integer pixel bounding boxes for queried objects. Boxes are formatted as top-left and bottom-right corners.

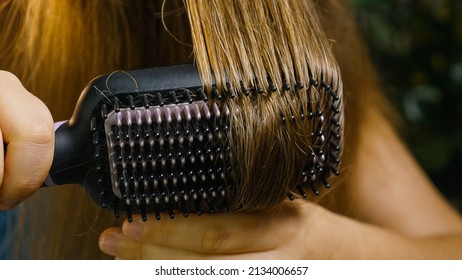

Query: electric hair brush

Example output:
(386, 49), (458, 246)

(41, 64), (342, 221)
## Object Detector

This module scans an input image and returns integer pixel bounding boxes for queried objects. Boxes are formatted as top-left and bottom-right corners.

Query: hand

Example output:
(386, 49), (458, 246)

(98, 200), (338, 259)
(0, 71), (54, 210)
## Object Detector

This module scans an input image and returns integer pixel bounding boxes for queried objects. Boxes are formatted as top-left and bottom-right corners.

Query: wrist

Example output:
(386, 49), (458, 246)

(315, 209), (421, 259)
(299, 202), (404, 259)
(298, 202), (350, 259)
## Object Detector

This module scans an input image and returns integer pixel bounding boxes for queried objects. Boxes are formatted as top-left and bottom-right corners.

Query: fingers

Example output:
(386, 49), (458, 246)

(99, 227), (201, 259)
(122, 202), (306, 254)
(99, 227), (275, 260)
(98, 202), (316, 259)
(123, 213), (274, 254)
(0, 71), (54, 210)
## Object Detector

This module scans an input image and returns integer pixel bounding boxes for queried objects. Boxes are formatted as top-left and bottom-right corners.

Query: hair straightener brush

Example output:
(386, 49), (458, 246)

(40, 64), (342, 222)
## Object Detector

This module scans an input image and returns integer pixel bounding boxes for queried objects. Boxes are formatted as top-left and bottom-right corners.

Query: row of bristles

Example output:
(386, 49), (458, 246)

(107, 102), (230, 147)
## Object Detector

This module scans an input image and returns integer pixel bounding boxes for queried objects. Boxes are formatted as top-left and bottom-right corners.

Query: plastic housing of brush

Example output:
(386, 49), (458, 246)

(39, 64), (342, 221)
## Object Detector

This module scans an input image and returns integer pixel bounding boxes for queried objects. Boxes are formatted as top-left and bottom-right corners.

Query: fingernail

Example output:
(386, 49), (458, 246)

(99, 233), (121, 255)
(123, 221), (142, 238)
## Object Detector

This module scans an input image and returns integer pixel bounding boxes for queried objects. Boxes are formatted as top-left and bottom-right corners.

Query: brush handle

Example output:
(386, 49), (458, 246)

(41, 64), (204, 190)
(42, 121), (68, 186)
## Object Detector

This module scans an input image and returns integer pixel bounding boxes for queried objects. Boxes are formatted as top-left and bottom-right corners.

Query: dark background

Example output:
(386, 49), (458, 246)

(353, 0), (462, 211)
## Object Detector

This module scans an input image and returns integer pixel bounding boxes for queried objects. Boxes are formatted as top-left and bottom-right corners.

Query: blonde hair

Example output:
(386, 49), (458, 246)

(1, 0), (388, 259)
(184, 0), (343, 210)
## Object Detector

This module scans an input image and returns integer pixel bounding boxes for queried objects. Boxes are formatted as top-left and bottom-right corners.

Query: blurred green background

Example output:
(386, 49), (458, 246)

(353, 0), (462, 211)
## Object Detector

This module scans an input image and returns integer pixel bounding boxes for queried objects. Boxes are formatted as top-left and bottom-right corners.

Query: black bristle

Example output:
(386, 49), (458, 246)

(212, 86), (222, 100)
(332, 117), (341, 127)
(310, 185), (320, 196)
(256, 86), (263, 94)
(310, 77), (318, 87)
(226, 82), (236, 98)
(288, 193), (295, 201)
(122, 125), (130, 141)
(330, 128), (341, 139)
(330, 139), (341, 151)
(309, 169), (316, 181)
(112, 126), (120, 142)
(240, 81), (250, 96)
(197, 88), (208, 102)
(113, 98), (120, 113)
(132, 126), (140, 140)
(322, 177), (331, 189)
(297, 186), (307, 198)
(330, 164), (340, 176)
(168, 209), (175, 219)
(97, 175), (104, 187)
(254, 79), (263, 94)
(330, 90), (340, 101)
(207, 189), (217, 214)
(295, 80), (304, 89)
(193, 192), (203, 215)
(91, 117), (97, 132)
(321, 81), (331, 91)
(154, 207), (161, 220)
(331, 103), (340, 114)
(142, 94), (150, 109)
(94, 148), (100, 159)
(92, 132), (99, 145)
(140, 206), (147, 222)
(126, 206), (133, 223)
(267, 77), (278, 92)
(101, 104), (108, 119)
(155, 92), (164, 107)
(179, 191), (189, 218)
(169, 91), (179, 104)
(128, 95), (135, 110)
(185, 91), (193, 104)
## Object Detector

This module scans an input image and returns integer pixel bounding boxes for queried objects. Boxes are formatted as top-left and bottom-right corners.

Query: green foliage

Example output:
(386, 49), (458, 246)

(353, 0), (462, 207)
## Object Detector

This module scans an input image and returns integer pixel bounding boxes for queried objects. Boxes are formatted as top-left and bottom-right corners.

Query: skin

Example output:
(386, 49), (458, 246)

(1, 70), (461, 259)
(0, 71), (54, 210)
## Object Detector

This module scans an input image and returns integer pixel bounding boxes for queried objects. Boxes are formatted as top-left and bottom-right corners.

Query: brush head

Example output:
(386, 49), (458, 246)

(48, 64), (343, 221)
(103, 100), (232, 221)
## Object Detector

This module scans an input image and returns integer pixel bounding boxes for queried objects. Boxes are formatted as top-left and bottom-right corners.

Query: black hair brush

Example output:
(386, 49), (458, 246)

(41, 64), (342, 222)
